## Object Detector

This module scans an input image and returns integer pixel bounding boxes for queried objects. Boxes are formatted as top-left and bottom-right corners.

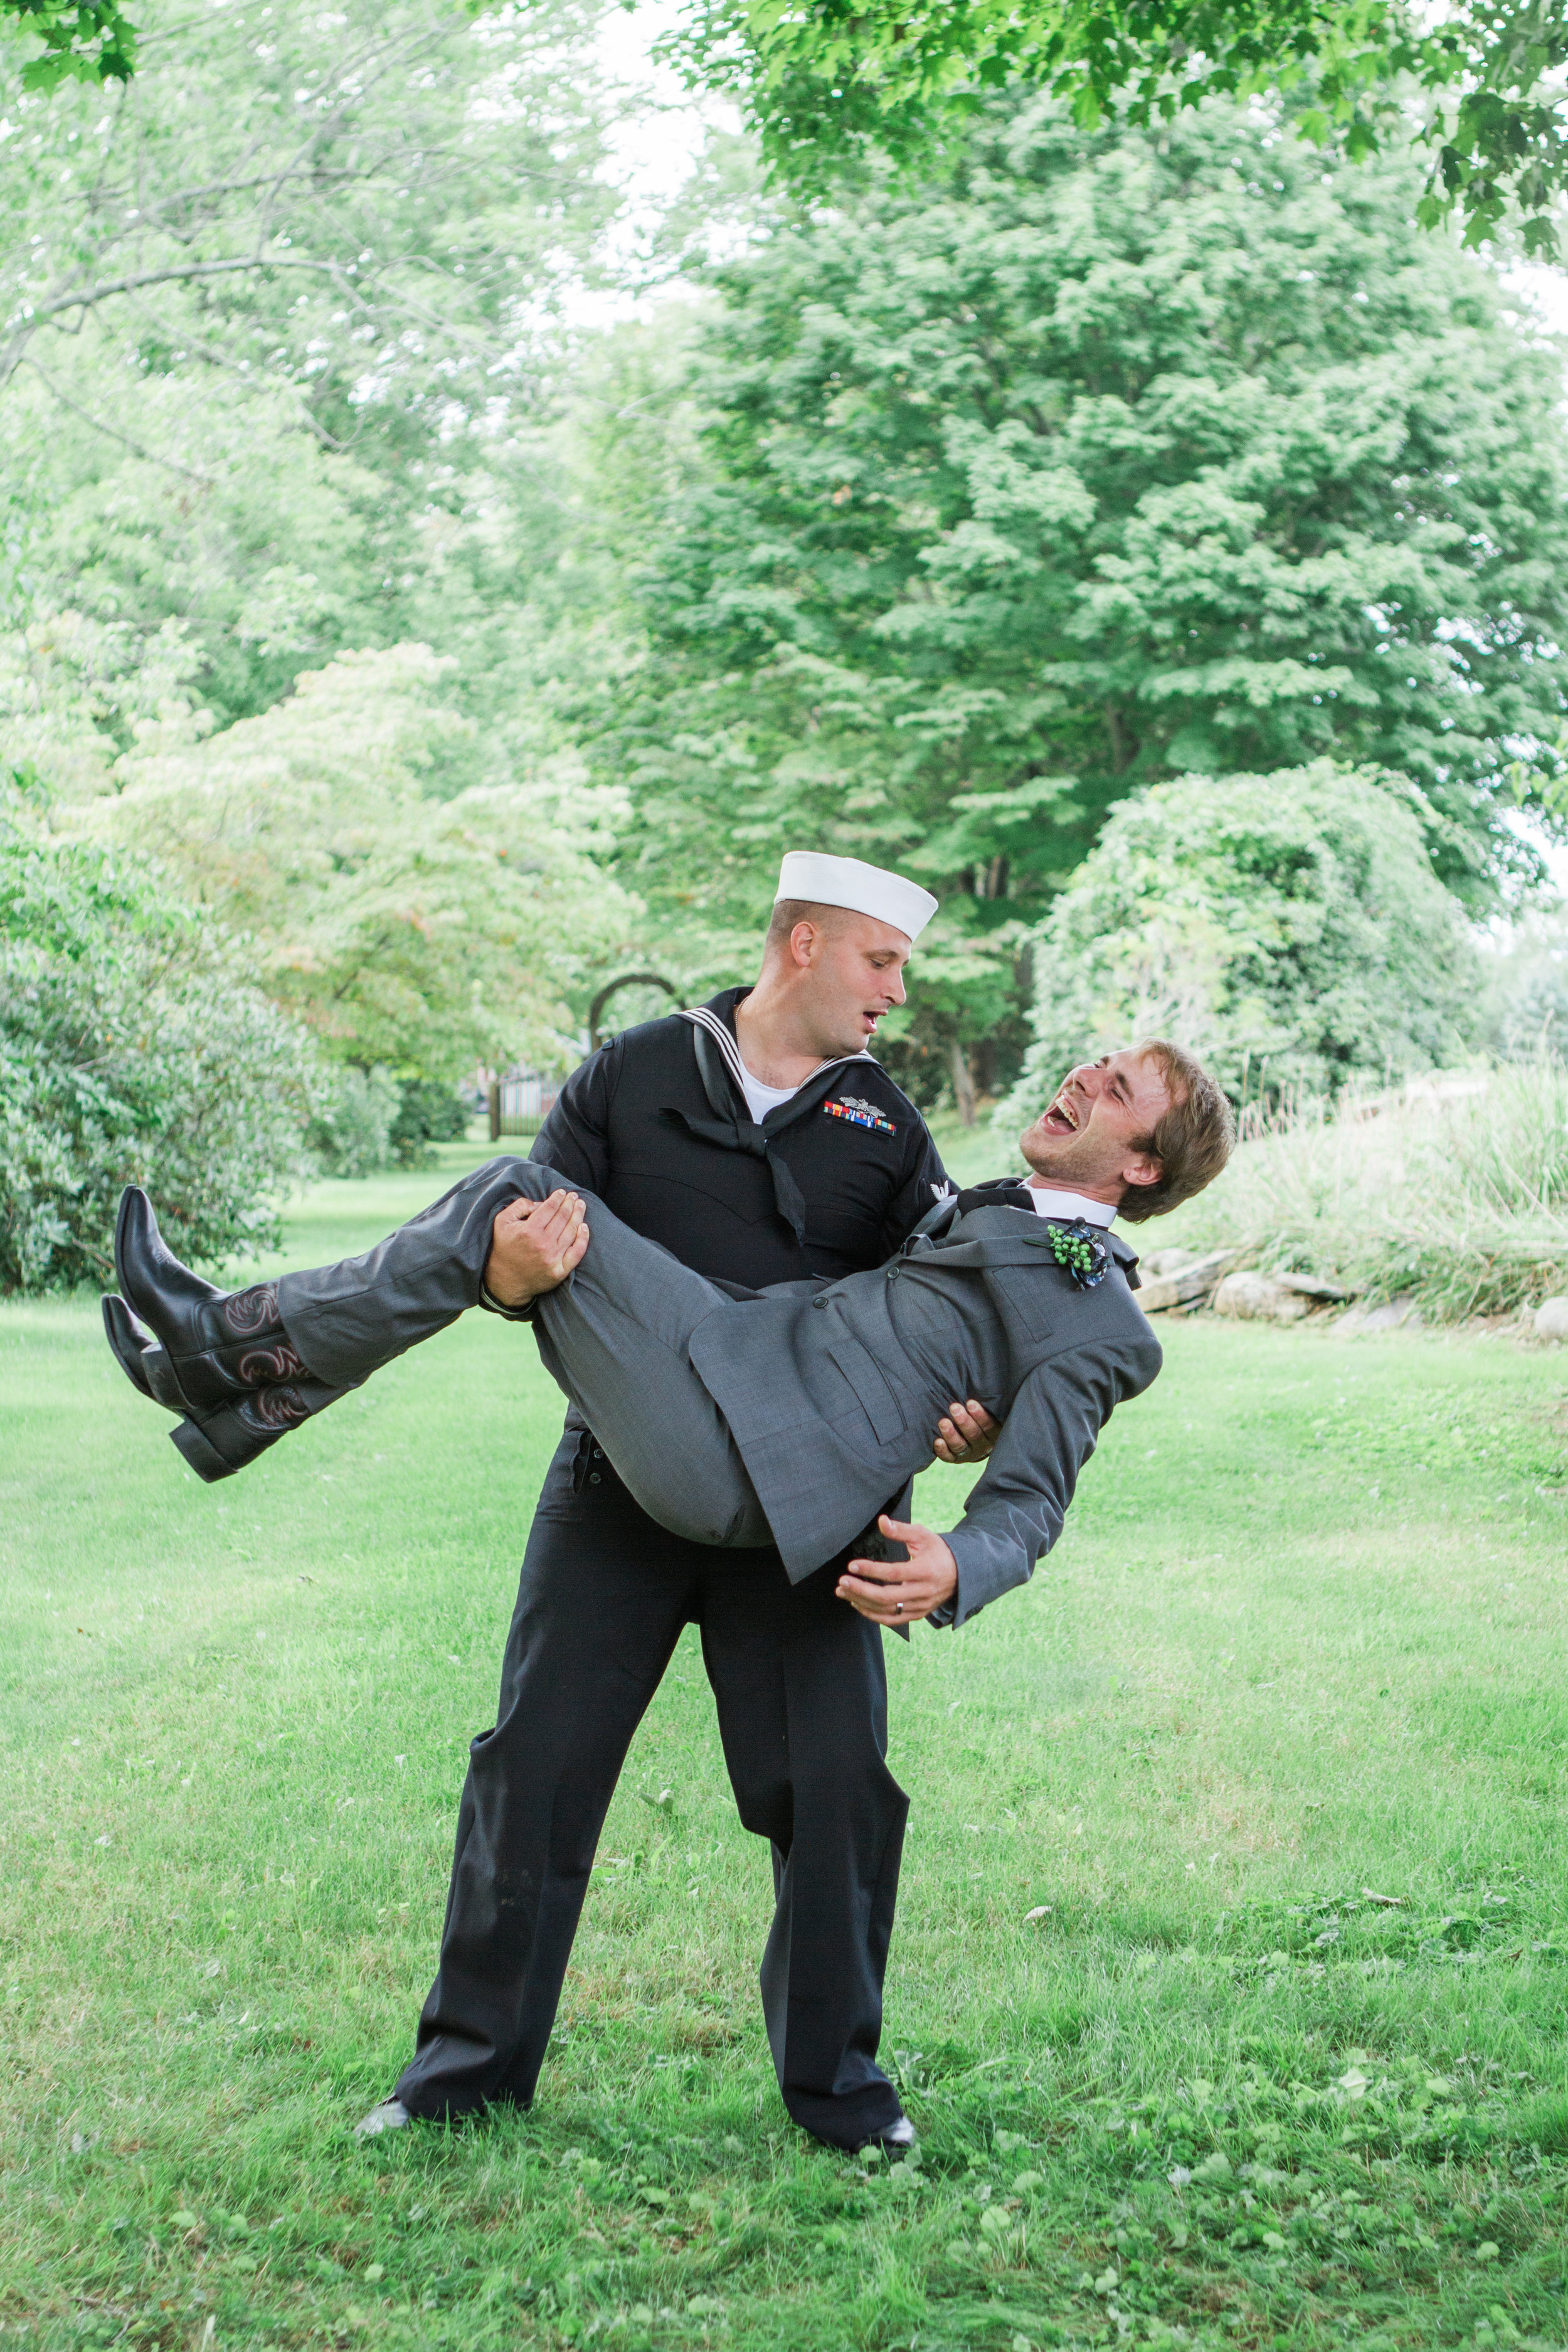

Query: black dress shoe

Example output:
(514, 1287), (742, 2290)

(114, 1187), (306, 1412)
(102, 1295), (188, 1413)
(856, 2116), (917, 2156)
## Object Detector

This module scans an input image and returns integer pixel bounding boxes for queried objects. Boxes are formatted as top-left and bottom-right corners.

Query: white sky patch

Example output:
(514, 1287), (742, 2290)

(1498, 258), (1568, 347)
(563, 0), (741, 331)
(1478, 805), (1568, 956)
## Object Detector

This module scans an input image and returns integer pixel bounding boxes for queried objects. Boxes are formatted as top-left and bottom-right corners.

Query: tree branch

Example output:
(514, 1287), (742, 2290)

(19, 353), (216, 483)
(2, 253), (339, 384)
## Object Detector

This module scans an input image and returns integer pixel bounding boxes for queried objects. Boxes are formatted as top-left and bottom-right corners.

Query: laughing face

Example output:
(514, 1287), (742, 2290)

(1020, 1049), (1176, 1205)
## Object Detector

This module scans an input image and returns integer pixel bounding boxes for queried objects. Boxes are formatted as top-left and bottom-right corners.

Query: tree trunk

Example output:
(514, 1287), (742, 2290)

(950, 1039), (978, 1128)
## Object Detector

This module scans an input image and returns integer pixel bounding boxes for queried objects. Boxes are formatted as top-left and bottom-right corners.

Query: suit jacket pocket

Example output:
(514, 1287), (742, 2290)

(827, 1335), (908, 1448)
(996, 1259), (1059, 1347)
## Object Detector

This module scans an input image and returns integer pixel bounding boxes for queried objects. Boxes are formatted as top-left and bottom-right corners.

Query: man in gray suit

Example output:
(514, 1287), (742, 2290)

(114, 1039), (1233, 1634)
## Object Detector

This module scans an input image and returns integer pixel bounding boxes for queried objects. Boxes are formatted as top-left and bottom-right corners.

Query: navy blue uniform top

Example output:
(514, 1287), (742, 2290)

(529, 987), (950, 1288)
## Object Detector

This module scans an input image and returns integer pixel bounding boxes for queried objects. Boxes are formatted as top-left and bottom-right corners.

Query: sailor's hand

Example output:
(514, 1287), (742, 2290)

(931, 1399), (1000, 1465)
(485, 1190), (589, 1306)
(837, 1515), (958, 1626)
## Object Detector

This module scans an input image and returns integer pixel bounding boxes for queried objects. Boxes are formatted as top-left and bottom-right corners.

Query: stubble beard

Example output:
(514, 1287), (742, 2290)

(1020, 1117), (1108, 1190)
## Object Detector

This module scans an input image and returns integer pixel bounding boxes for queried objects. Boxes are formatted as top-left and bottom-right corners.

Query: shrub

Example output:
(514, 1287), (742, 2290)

(1155, 1062), (1568, 1320)
(0, 825), (315, 1292)
(1005, 763), (1480, 1121)
(306, 1070), (469, 1177)
(306, 1064), (401, 1180)
(388, 1076), (469, 1167)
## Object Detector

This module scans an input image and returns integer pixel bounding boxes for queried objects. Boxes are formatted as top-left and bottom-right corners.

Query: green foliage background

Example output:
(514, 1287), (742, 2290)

(613, 98), (1568, 907)
(0, 820), (315, 1287)
(4, 0), (1568, 1257)
(565, 93), (1568, 1094)
(1007, 761), (1481, 1113)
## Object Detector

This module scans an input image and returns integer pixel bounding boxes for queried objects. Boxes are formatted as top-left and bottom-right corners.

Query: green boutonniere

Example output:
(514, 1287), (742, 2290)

(1025, 1218), (1111, 1290)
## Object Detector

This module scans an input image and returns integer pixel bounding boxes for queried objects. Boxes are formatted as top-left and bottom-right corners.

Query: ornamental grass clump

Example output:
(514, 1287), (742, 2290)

(1157, 1063), (1568, 1321)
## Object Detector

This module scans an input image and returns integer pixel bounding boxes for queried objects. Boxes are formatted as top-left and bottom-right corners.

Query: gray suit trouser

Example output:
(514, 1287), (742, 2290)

(278, 1156), (773, 1551)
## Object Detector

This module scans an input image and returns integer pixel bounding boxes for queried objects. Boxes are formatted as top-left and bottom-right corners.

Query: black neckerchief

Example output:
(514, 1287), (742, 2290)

(668, 990), (879, 1245)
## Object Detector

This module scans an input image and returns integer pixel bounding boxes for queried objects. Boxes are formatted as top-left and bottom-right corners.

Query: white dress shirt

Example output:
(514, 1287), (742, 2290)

(1021, 1183), (1116, 1229)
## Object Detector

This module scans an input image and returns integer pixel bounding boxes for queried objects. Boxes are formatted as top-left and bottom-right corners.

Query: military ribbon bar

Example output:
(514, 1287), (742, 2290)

(824, 1098), (896, 1136)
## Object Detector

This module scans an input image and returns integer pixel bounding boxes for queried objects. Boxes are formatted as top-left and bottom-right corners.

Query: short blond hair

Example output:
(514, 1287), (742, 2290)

(765, 898), (855, 953)
(1118, 1040), (1235, 1222)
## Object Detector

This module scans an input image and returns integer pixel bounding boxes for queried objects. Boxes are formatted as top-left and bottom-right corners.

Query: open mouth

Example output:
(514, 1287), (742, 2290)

(1041, 1091), (1081, 1136)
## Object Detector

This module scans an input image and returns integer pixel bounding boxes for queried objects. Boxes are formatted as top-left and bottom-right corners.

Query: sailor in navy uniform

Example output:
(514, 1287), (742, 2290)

(378, 854), (976, 2152)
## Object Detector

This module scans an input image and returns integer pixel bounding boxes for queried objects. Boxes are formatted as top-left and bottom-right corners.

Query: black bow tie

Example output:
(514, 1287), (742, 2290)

(951, 1181), (1037, 1219)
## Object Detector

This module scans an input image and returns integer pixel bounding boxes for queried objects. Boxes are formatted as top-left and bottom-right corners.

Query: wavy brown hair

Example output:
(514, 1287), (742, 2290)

(1118, 1040), (1236, 1224)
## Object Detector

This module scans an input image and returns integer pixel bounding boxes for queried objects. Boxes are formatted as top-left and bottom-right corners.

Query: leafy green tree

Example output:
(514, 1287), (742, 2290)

(0, 0), (614, 401)
(0, 811), (314, 1291)
(12, 0), (1565, 252)
(1005, 760), (1481, 1115)
(1, 0), (133, 91)
(0, 607), (202, 797)
(592, 94), (1568, 1096)
(75, 644), (640, 1083)
(0, 0), (628, 739)
(668, 0), (1568, 255)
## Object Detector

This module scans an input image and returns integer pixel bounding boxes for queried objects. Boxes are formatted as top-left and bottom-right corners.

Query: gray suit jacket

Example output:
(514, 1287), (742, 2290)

(688, 1199), (1162, 1627)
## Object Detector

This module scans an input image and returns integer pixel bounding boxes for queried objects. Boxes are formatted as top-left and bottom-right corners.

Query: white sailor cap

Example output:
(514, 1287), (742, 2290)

(775, 851), (938, 943)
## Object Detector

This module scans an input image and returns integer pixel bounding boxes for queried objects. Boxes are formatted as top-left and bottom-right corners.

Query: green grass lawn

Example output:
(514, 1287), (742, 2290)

(4, 1152), (1568, 2351)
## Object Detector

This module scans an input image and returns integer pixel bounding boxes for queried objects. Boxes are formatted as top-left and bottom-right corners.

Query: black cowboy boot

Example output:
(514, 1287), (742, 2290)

(169, 1375), (346, 1484)
(114, 1187), (311, 1413)
(103, 1290), (347, 1480)
(102, 1294), (189, 1413)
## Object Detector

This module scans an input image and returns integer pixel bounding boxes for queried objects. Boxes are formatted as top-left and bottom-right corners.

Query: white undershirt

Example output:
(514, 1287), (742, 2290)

(739, 1069), (803, 1126)
(1023, 1182), (1116, 1229)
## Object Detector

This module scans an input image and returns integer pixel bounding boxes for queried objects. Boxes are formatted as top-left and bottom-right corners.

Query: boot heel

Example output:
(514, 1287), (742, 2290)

(167, 1378), (346, 1483)
(170, 1417), (241, 1483)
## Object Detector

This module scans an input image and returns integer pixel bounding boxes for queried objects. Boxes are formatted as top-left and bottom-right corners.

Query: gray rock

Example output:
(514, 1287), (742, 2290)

(1136, 1249), (1236, 1314)
(1142, 1247), (1200, 1279)
(1358, 1296), (1421, 1334)
(1213, 1271), (1310, 1323)
(1271, 1270), (1352, 1302)
(1534, 1296), (1568, 1342)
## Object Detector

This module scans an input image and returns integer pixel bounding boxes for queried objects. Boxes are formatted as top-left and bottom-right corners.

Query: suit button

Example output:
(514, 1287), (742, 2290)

(592, 1446), (604, 1458)
(812, 1295), (827, 1308)
(886, 1266), (901, 1281)
(588, 1473), (601, 1486)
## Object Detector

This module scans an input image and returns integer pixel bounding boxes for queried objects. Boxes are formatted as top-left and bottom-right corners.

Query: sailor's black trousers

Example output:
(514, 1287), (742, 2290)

(391, 1426), (909, 2148)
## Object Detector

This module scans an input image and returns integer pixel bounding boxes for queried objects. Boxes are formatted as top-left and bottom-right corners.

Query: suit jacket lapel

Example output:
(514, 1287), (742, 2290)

(903, 1202), (1140, 1278)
